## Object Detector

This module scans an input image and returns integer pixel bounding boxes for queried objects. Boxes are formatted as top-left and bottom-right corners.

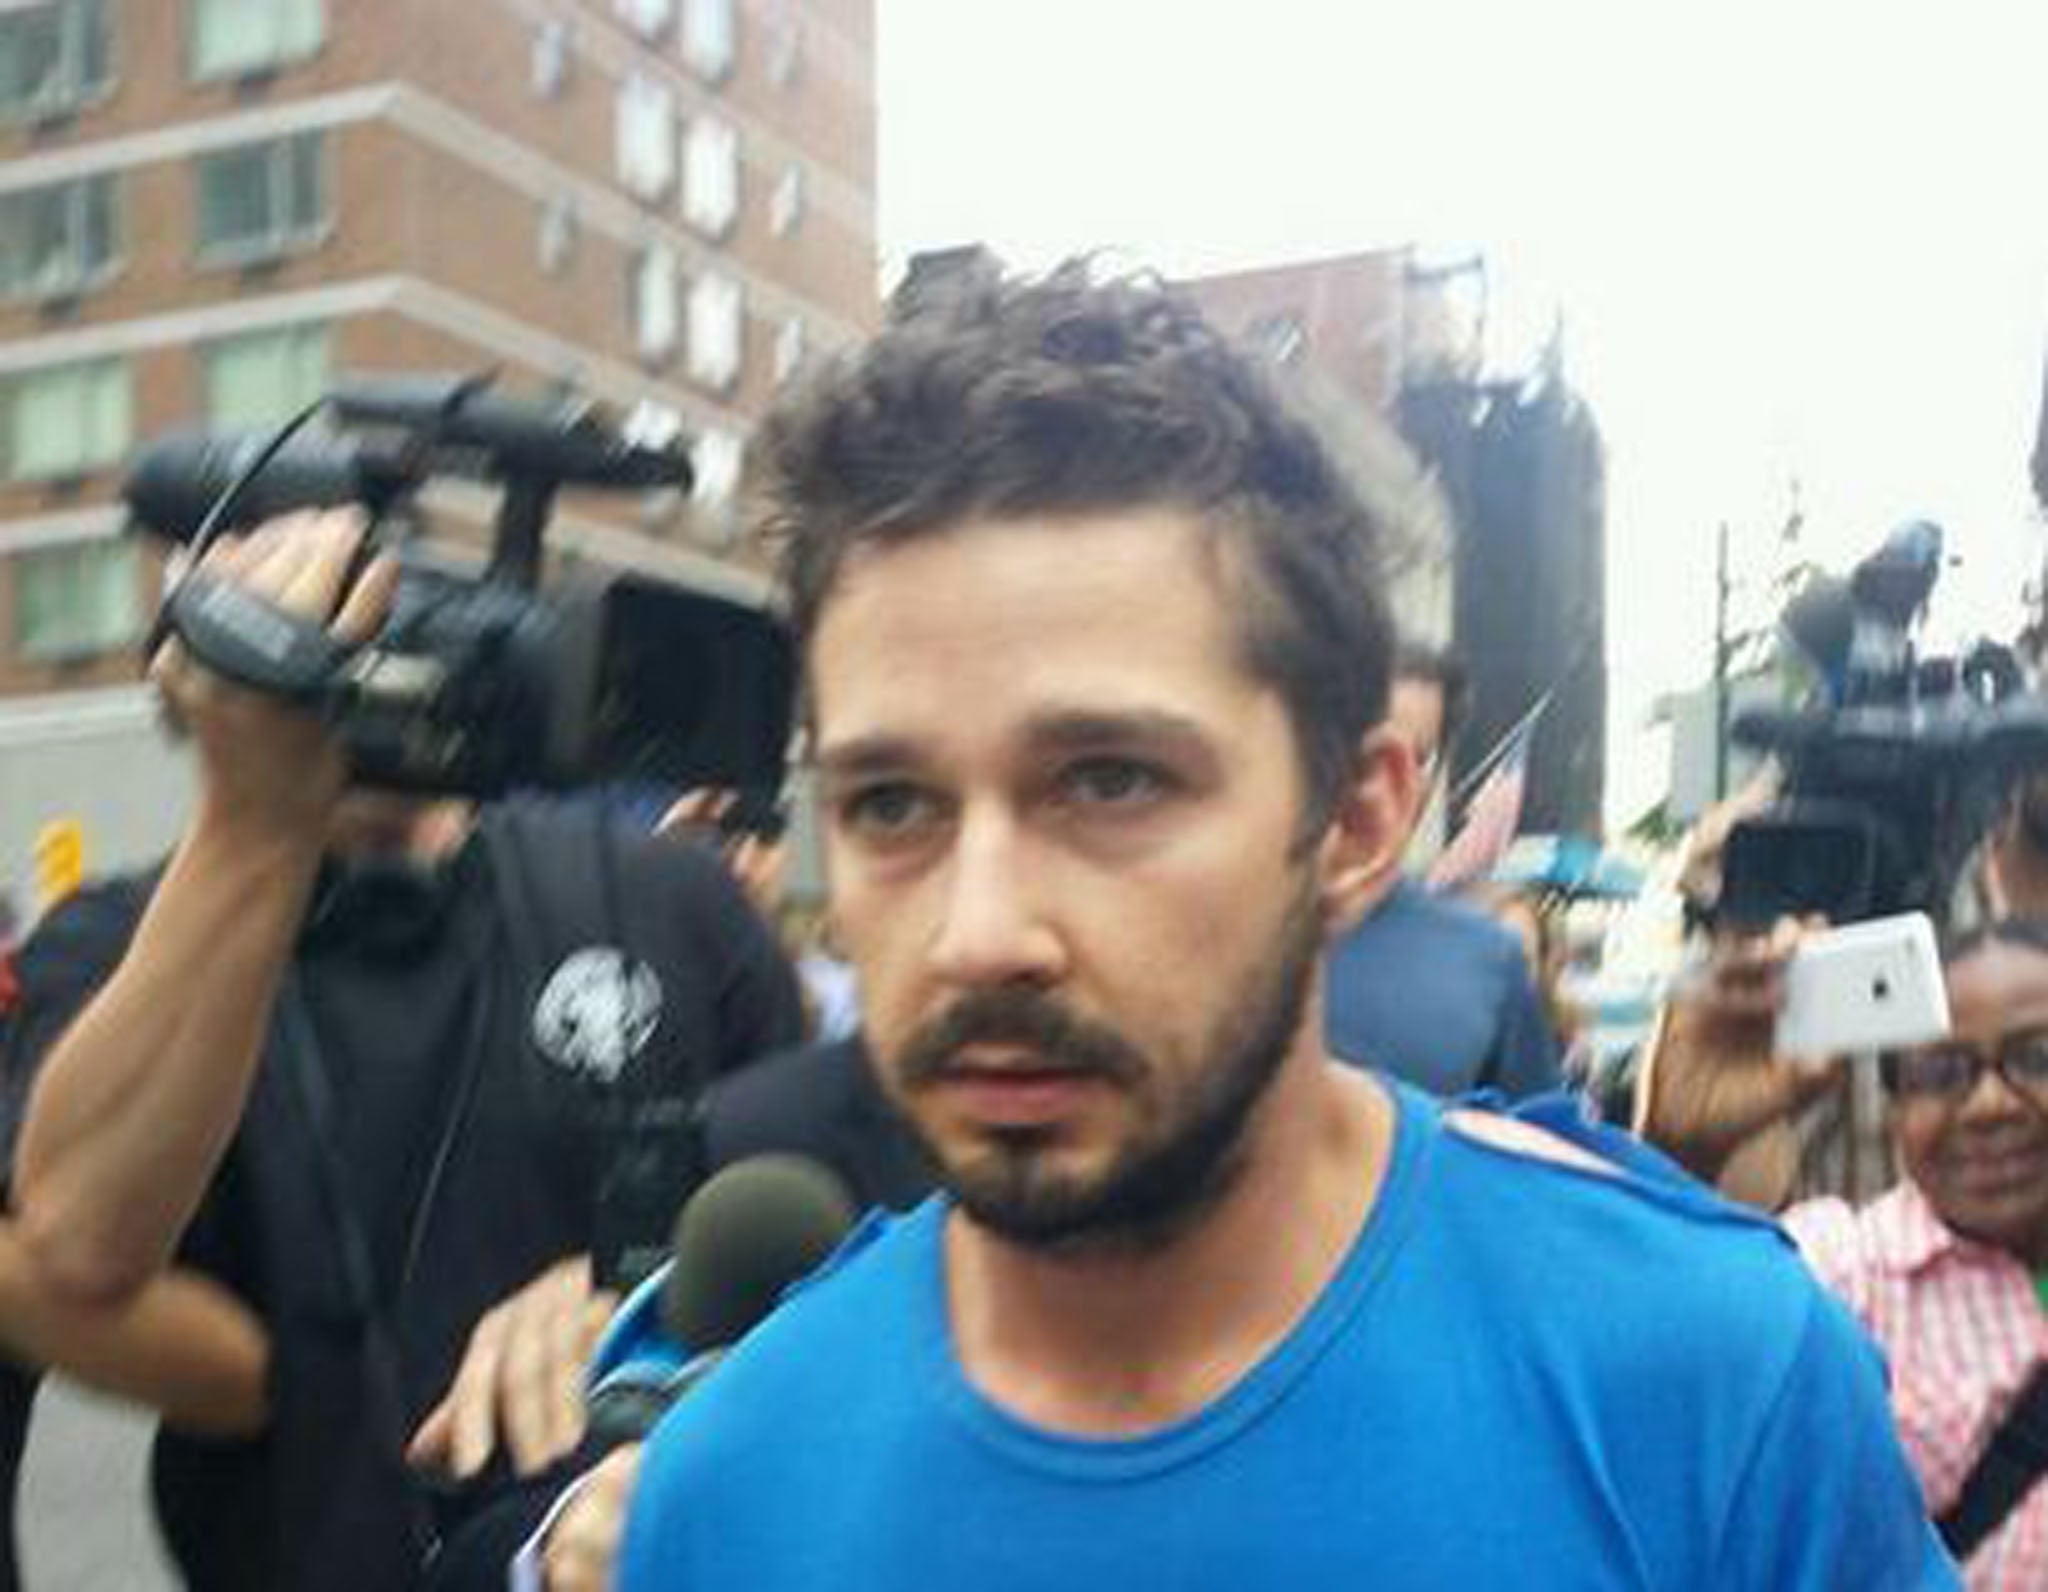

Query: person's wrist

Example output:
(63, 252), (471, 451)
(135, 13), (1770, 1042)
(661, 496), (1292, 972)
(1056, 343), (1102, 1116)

(187, 790), (332, 885)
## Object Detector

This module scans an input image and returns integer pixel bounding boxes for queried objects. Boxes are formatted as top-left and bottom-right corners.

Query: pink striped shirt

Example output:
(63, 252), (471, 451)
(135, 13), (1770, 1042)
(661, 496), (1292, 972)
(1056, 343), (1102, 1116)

(1787, 1183), (2048, 1590)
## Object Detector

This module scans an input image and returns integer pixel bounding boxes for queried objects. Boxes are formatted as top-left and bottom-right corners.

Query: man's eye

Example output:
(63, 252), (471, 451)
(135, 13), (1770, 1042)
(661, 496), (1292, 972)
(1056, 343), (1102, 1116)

(839, 784), (934, 836)
(1059, 758), (1170, 808)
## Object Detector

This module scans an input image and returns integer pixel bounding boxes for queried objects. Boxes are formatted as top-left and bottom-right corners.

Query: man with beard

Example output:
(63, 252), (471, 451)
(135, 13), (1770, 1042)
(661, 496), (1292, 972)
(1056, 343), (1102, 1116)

(601, 265), (1948, 1589)
(6, 512), (805, 1590)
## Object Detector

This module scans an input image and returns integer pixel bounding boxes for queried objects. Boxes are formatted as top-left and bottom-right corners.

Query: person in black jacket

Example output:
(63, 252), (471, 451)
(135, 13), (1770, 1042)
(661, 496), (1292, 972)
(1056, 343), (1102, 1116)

(699, 1034), (931, 1213)
(5, 510), (804, 1591)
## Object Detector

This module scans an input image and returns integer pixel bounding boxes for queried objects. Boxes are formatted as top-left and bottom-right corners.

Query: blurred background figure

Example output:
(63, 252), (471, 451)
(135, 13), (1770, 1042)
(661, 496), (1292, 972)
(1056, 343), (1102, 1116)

(1324, 640), (1563, 1099)
(657, 789), (861, 1044)
(1457, 879), (1583, 1061)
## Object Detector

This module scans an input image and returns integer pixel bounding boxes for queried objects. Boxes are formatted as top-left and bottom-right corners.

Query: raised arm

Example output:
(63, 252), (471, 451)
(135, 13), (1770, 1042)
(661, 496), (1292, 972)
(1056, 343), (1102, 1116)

(0, 1221), (269, 1436)
(13, 510), (395, 1304)
(1632, 921), (1845, 1187)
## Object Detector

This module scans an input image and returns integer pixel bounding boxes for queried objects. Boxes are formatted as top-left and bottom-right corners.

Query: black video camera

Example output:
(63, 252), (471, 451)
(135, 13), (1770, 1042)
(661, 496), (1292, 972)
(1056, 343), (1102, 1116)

(125, 372), (794, 800)
(1720, 520), (2048, 928)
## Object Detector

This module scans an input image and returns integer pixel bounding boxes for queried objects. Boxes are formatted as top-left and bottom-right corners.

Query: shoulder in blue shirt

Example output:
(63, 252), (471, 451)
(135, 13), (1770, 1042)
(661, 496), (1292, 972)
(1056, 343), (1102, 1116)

(1325, 876), (1561, 1098)
(620, 1082), (1953, 1591)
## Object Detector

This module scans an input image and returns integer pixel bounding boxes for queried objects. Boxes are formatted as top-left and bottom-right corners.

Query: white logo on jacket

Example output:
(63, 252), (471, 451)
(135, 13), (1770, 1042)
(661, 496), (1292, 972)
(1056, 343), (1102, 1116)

(532, 947), (664, 1082)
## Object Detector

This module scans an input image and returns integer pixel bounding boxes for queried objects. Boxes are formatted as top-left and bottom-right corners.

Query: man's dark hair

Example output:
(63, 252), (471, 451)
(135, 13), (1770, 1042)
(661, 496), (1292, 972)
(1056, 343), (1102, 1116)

(1392, 638), (1470, 759)
(756, 260), (1395, 825)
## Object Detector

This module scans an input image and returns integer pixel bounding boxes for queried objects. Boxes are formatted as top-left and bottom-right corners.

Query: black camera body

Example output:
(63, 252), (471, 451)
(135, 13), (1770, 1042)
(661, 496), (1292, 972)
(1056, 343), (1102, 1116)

(127, 373), (794, 800)
(1720, 523), (2048, 927)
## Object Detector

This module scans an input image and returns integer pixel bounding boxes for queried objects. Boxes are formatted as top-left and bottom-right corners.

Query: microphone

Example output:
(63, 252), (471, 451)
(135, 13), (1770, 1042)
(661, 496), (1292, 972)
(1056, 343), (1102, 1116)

(585, 1155), (857, 1446)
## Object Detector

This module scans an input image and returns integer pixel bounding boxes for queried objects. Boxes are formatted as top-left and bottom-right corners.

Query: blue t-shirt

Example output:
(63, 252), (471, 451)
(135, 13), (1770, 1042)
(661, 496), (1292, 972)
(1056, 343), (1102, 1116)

(620, 1085), (1953, 1591)
(1325, 876), (1560, 1098)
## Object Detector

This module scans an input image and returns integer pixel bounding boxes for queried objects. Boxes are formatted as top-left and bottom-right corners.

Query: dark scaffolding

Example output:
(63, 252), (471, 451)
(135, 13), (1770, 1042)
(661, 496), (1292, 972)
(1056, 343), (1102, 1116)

(1399, 373), (1609, 838)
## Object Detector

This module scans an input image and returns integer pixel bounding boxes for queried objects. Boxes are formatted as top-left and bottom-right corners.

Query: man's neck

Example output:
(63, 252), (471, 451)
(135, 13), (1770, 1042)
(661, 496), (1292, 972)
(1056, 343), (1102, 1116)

(942, 1060), (1392, 1437)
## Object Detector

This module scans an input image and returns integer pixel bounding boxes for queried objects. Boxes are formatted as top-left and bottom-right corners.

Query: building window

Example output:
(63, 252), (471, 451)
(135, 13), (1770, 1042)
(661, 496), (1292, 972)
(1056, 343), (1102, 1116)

(532, 17), (572, 97)
(202, 324), (329, 429)
(14, 537), (140, 662)
(772, 315), (804, 388)
(190, 0), (324, 82)
(622, 397), (684, 452)
(2, 358), (130, 482)
(768, 163), (803, 238)
(0, 173), (117, 302)
(681, 115), (737, 238)
(679, 0), (733, 81)
(615, 0), (673, 40)
(1246, 312), (1306, 365)
(538, 194), (577, 274)
(765, 6), (802, 88)
(614, 72), (676, 200)
(0, 0), (111, 122)
(691, 427), (742, 513)
(195, 132), (327, 266)
(631, 243), (679, 363)
(687, 271), (742, 392)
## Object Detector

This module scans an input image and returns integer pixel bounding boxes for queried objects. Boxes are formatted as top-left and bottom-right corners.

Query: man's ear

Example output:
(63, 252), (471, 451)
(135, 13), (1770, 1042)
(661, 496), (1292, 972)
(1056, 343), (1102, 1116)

(1317, 725), (1418, 933)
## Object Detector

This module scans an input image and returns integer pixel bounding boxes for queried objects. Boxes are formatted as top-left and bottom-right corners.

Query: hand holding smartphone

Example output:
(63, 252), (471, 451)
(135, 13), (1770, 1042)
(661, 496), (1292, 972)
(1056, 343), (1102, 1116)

(1774, 911), (1950, 1061)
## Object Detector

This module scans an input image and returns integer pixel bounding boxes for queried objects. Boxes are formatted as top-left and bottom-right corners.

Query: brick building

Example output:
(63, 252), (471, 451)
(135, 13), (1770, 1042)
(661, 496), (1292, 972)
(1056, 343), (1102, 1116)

(1179, 249), (1459, 651)
(1184, 248), (1608, 840)
(0, 0), (878, 888)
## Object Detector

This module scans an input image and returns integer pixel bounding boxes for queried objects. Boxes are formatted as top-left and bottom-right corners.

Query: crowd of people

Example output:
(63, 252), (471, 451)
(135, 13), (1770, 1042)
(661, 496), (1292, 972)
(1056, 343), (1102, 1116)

(1, 258), (2038, 1588)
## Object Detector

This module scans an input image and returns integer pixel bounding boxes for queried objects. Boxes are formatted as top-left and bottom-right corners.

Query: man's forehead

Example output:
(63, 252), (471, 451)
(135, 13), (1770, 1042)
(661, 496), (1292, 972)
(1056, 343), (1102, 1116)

(806, 512), (1286, 774)
(808, 510), (1260, 684)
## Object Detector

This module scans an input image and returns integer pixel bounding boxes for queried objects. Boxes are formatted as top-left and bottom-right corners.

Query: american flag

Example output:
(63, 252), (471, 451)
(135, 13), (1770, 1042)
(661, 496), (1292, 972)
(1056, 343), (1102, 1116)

(1427, 719), (1535, 891)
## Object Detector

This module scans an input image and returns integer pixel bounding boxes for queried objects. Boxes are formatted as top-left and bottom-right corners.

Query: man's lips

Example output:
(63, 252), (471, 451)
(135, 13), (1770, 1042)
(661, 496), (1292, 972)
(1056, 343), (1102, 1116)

(929, 1049), (1112, 1126)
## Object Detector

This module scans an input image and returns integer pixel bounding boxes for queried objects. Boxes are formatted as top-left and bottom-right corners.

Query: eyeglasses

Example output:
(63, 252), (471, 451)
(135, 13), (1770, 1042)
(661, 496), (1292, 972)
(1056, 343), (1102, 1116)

(1882, 1031), (2048, 1104)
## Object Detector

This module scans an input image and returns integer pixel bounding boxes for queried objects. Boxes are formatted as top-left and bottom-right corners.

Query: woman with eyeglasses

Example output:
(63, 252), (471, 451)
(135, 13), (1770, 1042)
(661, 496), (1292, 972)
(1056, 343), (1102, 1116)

(1641, 917), (2048, 1590)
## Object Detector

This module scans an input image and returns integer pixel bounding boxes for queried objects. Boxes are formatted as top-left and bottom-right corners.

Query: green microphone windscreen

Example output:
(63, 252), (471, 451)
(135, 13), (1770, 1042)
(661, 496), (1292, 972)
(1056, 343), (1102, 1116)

(660, 1154), (858, 1350)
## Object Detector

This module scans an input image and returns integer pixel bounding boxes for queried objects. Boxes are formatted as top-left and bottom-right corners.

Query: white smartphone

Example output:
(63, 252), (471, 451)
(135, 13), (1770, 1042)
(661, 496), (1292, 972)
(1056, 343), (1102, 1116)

(1774, 911), (1950, 1061)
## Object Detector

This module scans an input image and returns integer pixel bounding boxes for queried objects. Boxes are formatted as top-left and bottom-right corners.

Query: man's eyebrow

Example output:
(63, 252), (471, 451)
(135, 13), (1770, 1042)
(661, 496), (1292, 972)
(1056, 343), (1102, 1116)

(813, 711), (1218, 781)
(1021, 709), (1217, 755)
(813, 737), (920, 782)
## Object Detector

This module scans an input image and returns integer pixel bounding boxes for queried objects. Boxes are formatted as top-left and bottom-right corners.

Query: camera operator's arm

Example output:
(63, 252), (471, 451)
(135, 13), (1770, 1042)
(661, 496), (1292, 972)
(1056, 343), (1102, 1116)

(1633, 922), (1846, 1187)
(14, 511), (396, 1304)
(0, 1220), (269, 1435)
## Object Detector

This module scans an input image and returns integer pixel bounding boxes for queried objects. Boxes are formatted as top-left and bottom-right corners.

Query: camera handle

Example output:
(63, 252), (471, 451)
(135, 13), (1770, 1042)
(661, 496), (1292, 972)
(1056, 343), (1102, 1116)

(485, 474), (557, 589)
(163, 573), (357, 702)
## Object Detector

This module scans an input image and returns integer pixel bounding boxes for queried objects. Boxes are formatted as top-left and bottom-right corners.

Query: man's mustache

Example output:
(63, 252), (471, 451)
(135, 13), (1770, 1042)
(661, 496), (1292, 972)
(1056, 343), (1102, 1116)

(895, 988), (1146, 1090)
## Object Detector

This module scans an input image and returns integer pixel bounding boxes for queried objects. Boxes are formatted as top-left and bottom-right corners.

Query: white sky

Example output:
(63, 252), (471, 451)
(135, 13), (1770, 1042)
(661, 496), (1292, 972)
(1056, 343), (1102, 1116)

(873, 0), (2048, 830)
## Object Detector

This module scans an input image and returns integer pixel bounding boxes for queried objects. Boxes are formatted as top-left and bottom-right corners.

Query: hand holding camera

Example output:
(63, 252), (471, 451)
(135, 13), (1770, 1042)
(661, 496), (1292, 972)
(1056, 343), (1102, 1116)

(152, 507), (399, 844)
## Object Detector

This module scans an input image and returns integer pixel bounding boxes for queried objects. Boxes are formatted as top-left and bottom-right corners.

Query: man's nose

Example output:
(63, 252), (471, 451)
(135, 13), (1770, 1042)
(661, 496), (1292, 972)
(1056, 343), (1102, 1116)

(926, 810), (1065, 990)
